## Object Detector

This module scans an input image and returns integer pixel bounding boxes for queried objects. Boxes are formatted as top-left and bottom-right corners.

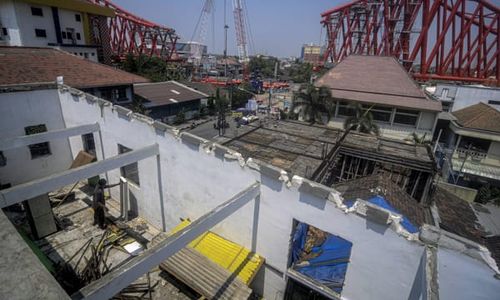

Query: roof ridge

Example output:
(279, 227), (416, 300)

(460, 103), (500, 127)
(51, 48), (148, 81)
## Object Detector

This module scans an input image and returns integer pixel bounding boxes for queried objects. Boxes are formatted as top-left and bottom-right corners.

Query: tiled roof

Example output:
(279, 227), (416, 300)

(452, 102), (500, 133)
(432, 186), (485, 244)
(315, 55), (442, 112)
(0, 46), (148, 88)
(432, 186), (500, 269)
(134, 81), (209, 107)
(334, 173), (432, 227)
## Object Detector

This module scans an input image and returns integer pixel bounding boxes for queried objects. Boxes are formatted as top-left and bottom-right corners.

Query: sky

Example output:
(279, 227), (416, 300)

(113, 0), (343, 58)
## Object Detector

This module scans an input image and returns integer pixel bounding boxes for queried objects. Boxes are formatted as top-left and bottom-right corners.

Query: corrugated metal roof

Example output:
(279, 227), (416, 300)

(169, 220), (264, 285)
(134, 81), (209, 107)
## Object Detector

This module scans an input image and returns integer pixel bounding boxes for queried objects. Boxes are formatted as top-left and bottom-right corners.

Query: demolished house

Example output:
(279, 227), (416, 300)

(0, 81), (499, 300)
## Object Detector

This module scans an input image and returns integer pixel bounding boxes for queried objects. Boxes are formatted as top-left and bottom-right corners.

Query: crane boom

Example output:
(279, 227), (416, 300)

(233, 0), (249, 62)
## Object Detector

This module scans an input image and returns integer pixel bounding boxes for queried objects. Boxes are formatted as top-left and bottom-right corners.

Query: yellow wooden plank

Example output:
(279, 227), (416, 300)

(169, 220), (265, 285)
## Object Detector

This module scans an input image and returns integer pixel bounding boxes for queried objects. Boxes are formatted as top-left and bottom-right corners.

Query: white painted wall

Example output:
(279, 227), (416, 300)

(438, 248), (500, 300)
(2, 87), (498, 300)
(57, 8), (84, 45)
(56, 88), (427, 300)
(57, 45), (98, 62)
(418, 111), (437, 132)
(0, 89), (73, 185)
(0, 0), (22, 46)
(13, 1), (57, 47)
(434, 84), (500, 112)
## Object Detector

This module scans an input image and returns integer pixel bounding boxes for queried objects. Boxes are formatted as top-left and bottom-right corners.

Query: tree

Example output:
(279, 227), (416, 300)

(174, 110), (185, 125)
(292, 84), (334, 124)
(405, 132), (430, 145)
(120, 54), (186, 82)
(343, 102), (380, 136)
(288, 62), (313, 83)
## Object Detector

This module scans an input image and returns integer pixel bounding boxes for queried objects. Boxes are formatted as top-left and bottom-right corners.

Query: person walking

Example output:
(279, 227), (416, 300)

(93, 178), (120, 229)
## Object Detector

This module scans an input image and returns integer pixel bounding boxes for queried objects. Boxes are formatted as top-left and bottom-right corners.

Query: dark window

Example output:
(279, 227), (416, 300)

(61, 31), (67, 39)
(31, 7), (43, 16)
(75, 14), (81, 22)
(364, 105), (392, 122)
(82, 133), (96, 156)
(118, 144), (140, 186)
(337, 101), (355, 117)
(115, 88), (128, 102)
(393, 109), (419, 126)
(76, 32), (81, 40)
(35, 29), (47, 38)
(0, 151), (6, 167)
(91, 52), (95, 56)
(25, 124), (51, 159)
(2, 28), (7, 36)
(84, 52), (89, 58)
(488, 100), (500, 106)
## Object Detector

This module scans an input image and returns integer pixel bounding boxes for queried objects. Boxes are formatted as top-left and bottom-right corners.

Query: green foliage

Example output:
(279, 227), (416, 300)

(130, 95), (146, 114)
(292, 83), (334, 124)
(173, 110), (186, 125)
(230, 87), (253, 109)
(477, 184), (500, 205)
(249, 56), (281, 78)
(288, 62), (313, 83)
(406, 132), (430, 145)
(207, 97), (216, 115)
(120, 54), (186, 82)
(199, 104), (208, 117)
(343, 102), (380, 136)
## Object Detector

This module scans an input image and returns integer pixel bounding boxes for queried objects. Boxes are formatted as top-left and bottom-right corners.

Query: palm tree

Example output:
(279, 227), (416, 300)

(405, 132), (429, 145)
(343, 102), (380, 136)
(292, 84), (335, 124)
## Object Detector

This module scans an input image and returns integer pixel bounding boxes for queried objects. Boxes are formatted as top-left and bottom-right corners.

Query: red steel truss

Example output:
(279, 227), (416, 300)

(321, 0), (499, 85)
(88, 0), (180, 61)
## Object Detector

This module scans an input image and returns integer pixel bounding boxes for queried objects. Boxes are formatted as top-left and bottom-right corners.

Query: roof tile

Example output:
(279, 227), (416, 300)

(0, 46), (148, 88)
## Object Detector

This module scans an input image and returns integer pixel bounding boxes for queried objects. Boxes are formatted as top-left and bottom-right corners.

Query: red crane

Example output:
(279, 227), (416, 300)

(321, 0), (499, 85)
(87, 0), (180, 62)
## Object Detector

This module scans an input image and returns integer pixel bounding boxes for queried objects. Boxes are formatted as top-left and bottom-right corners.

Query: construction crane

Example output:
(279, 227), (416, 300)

(233, 0), (249, 62)
(189, 0), (215, 64)
(321, 0), (499, 85)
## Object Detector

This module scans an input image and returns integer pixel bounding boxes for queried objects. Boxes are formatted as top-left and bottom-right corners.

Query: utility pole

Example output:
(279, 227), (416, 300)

(223, 0), (228, 78)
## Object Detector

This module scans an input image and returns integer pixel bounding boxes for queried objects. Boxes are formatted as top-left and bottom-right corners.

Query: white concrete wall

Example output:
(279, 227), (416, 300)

(0, 89), (73, 185)
(57, 8), (84, 45)
(13, 1), (57, 47)
(57, 88), (427, 300)
(0, 0), (22, 46)
(417, 111), (436, 132)
(438, 248), (500, 300)
(2, 87), (497, 300)
(434, 84), (500, 112)
(58, 46), (99, 62)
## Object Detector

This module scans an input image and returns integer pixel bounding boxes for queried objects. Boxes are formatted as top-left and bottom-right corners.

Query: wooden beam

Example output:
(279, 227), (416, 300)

(72, 182), (261, 300)
(0, 144), (159, 208)
(0, 123), (99, 151)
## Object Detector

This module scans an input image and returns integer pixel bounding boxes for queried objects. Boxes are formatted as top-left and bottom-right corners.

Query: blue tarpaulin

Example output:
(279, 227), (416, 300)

(343, 196), (419, 233)
(291, 222), (352, 293)
(366, 195), (419, 233)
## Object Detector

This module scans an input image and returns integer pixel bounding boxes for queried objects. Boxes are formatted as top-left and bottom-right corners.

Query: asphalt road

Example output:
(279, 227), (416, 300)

(187, 114), (259, 143)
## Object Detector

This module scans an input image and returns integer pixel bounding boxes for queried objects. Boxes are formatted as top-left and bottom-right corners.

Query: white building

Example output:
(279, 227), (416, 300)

(429, 83), (500, 112)
(314, 55), (442, 141)
(0, 0), (114, 62)
(0, 82), (499, 299)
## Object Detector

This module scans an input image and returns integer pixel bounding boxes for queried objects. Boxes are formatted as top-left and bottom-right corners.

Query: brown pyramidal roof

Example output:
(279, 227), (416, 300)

(452, 102), (500, 133)
(0, 46), (148, 88)
(315, 55), (442, 112)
